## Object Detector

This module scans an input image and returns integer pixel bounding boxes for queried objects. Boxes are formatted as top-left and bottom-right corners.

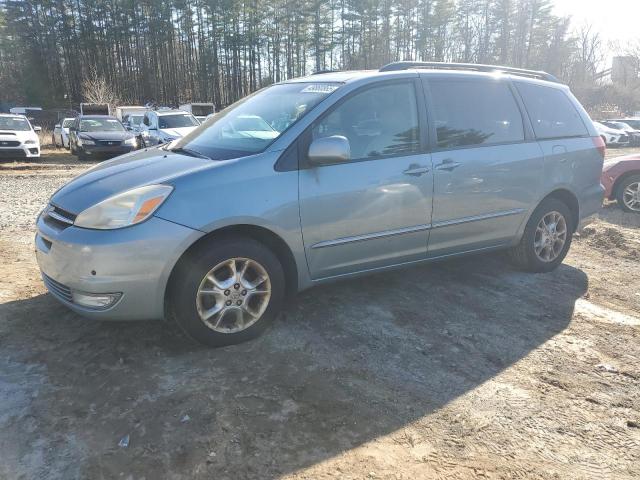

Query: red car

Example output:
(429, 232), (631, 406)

(601, 154), (640, 213)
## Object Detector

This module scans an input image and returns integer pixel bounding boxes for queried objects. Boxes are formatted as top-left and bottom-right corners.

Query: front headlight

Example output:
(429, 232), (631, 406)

(25, 139), (37, 145)
(159, 133), (179, 143)
(77, 137), (95, 146)
(74, 184), (173, 230)
(124, 137), (137, 146)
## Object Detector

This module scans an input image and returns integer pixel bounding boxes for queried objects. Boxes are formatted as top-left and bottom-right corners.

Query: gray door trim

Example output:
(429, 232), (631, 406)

(310, 208), (524, 250)
(311, 223), (432, 249)
(431, 208), (525, 229)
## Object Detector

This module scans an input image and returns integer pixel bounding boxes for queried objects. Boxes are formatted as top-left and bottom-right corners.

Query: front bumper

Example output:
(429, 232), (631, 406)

(79, 144), (136, 156)
(0, 145), (40, 158)
(35, 213), (204, 320)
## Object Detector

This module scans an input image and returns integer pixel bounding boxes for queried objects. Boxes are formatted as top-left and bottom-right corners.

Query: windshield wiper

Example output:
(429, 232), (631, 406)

(168, 146), (211, 160)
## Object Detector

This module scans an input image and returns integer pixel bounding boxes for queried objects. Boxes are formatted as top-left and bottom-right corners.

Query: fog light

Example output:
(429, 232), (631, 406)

(71, 291), (122, 309)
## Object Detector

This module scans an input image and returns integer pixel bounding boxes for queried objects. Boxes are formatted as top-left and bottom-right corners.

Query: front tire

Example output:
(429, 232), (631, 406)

(616, 174), (640, 213)
(168, 236), (285, 347)
(508, 198), (574, 273)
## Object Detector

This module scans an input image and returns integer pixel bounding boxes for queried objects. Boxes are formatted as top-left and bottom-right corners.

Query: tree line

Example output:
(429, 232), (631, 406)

(0, 0), (609, 110)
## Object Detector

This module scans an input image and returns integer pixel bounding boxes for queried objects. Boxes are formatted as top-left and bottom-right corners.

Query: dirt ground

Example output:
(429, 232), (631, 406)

(1, 148), (639, 480)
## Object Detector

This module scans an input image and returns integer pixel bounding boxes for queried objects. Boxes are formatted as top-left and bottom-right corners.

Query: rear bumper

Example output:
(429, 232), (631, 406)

(35, 214), (204, 320)
(578, 183), (605, 230)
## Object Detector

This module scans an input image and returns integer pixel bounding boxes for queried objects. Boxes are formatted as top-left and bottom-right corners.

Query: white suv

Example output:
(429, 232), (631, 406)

(138, 109), (200, 147)
(0, 113), (41, 159)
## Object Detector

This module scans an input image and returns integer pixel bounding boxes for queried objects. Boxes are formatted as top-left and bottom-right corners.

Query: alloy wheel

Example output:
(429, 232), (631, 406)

(534, 211), (567, 262)
(196, 257), (271, 333)
(622, 181), (640, 212)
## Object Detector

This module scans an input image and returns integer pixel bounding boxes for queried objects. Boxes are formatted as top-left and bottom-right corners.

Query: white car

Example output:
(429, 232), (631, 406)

(593, 121), (629, 147)
(138, 109), (200, 147)
(0, 113), (41, 159)
(52, 117), (75, 149)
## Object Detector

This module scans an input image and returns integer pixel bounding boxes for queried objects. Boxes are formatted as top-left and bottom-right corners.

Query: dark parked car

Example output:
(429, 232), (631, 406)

(69, 115), (137, 161)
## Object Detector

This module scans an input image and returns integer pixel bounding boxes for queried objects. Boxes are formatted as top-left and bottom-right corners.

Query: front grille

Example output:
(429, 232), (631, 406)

(98, 140), (122, 147)
(0, 140), (20, 147)
(0, 149), (25, 158)
(43, 204), (76, 230)
(42, 273), (73, 303)
(619, 135), (629, 142)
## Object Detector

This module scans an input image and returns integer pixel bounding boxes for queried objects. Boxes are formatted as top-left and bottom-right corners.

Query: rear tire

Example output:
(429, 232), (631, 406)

(508, 198), (574, 273)
(168, 236), (285, 347)
(616, 174), (640, 213)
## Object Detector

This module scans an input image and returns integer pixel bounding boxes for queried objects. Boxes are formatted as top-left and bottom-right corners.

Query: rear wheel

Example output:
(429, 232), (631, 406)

(616, 174), (640, 213)
(168, 237), (285, 347)
(508, 198), (574, 272)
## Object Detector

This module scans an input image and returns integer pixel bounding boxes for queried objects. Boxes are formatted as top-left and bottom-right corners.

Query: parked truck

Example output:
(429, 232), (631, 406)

(80, 103), (110, 115)
(178, 103), (215, 122)
(115, 106), (149, 122)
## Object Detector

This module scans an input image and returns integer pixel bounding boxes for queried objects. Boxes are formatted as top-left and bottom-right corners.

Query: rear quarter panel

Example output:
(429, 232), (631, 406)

(536, 137), (604, 222)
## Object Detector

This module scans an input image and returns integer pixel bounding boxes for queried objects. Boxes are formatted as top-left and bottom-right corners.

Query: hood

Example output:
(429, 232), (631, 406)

(79, 131), (134, 141)
(50, 148), (214, 214)
(160, 126), (198, 138)
(603, 153), (640, 168)
(594, 123), (620, 135)
(0, 129), (39, 144)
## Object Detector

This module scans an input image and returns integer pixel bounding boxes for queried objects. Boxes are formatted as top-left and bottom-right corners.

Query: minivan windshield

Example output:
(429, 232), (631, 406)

(0, 116), (31, 131)
(172, 82), (340, 159)
(159, 114), (199, 129)
(80, 118), (125, 132)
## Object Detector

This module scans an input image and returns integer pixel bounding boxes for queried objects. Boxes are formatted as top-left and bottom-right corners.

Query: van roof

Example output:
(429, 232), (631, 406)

(288, 63), (564, 87)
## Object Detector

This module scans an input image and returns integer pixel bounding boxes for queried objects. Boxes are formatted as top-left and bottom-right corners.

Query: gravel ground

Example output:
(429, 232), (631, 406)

(0, 149), (639, 480)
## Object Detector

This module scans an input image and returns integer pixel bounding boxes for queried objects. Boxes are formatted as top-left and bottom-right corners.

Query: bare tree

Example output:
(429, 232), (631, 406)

(573, 23), (603, 83)
(81, 66), (122, 106)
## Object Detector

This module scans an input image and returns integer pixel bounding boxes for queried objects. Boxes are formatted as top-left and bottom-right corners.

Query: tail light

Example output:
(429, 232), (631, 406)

(592, 136), (606, 159)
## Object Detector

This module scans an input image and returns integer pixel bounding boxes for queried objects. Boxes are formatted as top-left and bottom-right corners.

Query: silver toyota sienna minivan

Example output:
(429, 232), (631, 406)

(36, 62), (605, 346)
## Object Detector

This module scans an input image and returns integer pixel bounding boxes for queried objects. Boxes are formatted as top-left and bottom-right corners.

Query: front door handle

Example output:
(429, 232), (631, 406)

(403, 164), (430, 176)
(435, 158), (462, 171)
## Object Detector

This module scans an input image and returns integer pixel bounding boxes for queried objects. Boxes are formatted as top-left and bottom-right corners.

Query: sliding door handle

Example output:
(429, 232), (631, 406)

(435, 159), (462, 171)
(403, 164), (430, 176)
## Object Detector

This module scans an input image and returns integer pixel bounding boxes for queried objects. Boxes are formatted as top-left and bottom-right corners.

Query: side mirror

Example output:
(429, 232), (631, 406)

(33, 126), (42, 132)
(308, 135), (351, 166)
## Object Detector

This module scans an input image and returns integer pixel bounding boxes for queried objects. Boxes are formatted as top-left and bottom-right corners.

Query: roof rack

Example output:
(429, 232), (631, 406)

(379, 61), (560, 83)
(311, 69), (341, 75)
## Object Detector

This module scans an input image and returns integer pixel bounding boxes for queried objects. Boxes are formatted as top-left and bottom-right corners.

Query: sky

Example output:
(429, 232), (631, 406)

(552, 0), (640, 64)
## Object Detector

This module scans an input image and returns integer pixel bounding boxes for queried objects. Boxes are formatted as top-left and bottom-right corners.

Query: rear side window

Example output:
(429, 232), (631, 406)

(312, 82), (420, 160)
(430, 80), (524, 149)
(516, 83), (588, 139)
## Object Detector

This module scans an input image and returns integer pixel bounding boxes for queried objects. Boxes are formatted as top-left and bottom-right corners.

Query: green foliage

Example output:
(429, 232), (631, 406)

(0, 0), (621, 109)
